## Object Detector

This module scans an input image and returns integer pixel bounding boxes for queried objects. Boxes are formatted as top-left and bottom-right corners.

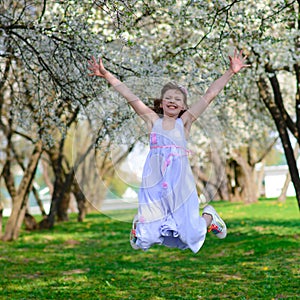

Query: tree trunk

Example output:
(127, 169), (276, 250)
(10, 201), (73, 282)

(225, 160), (241, 202)
(276, 127), (300, 208)
(258, 76), (300, 210)
(57, 168), (76, 222)
(40, 176), (66, 228)
(278, 143), (299, 202)
(40, 170), (75, 229)
(41, 156), (54, 195)
(278, 172), (291, 202)
(72, 178), (87, 222)
(210, 147), (229, 200)
(231, 150), (258, 204)
(39, 145), (72, 228)
(57, 189), (71, 221)
(24, 211), (38, 230)
(191, 146), (230, 202)
(2, 140), (43, 241)
(11, 143), (47, 216)
(32, 186), (47, 216)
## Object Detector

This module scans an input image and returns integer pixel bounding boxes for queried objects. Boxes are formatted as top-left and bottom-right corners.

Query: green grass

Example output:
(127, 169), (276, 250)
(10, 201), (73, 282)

(0, 198), (299, 300)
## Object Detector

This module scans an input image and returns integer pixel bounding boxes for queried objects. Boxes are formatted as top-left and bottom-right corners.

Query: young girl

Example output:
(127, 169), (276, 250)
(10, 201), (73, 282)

(88, 50), (249, 253)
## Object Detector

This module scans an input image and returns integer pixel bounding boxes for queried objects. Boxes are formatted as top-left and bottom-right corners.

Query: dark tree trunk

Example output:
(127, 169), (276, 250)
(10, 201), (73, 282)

(24, 212), (38, 231)
(258, 76), (300, 210)
(39, 146), (66, 229)
(72, 178), (87, 222)
(226, 159), (245, 202)
(0, 202), (3, 238)
(40, 171), (73, 228)
(32, 186), (47, 216)
(278, 144), (299, 202)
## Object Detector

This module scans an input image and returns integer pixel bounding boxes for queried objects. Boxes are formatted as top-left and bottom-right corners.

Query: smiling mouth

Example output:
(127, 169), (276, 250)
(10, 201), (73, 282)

(167, 104), (178, 109)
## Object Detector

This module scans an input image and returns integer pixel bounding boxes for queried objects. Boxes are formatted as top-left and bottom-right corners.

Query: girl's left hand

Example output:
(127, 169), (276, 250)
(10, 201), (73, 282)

(229, 49), (250, 74)
(88, 56), (108, 77)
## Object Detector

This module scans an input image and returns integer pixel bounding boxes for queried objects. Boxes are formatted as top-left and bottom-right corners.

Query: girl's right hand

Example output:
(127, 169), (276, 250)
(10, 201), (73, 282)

(88, 56), (108, 77)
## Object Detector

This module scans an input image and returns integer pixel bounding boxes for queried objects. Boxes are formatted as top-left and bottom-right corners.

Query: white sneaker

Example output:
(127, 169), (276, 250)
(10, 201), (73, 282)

(203, 205), (227, 239)
(129, 214), (139, 250)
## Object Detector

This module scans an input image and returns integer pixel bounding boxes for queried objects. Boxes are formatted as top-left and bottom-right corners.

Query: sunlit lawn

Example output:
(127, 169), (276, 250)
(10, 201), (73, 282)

(0, 198), (299, 299)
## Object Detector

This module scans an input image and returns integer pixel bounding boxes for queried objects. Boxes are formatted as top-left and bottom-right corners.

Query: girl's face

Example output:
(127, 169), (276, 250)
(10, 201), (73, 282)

(161, 89), (186, 117)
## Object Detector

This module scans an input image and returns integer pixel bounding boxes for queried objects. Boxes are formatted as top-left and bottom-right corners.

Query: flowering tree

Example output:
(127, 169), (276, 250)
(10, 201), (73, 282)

(0, 0), (120, 238)
(1, 0), (298, 241)
(91, 0), (282, 204)
(111, 0), (299, 207)
(0, 1), (80, 238)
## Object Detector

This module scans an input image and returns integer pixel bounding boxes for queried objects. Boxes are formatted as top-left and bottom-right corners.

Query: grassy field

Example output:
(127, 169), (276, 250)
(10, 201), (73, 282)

(0, 198), (299, 300)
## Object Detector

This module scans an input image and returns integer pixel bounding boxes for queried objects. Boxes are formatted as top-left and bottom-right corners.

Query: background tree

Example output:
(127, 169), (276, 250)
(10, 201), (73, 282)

(0, 0), (125, 238)
(1, 0), (299, 241)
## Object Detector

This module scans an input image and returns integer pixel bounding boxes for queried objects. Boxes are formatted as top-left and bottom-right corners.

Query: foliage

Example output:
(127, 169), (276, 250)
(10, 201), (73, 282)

(0, 0), (296, 155)
(0, 0), (290, 168)
(0, 0), (299, 238)
(0, 199), (299, 299)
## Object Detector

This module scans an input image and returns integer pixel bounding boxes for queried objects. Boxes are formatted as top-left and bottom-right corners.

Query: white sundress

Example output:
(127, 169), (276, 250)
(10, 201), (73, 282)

(135, 117), (207, 253)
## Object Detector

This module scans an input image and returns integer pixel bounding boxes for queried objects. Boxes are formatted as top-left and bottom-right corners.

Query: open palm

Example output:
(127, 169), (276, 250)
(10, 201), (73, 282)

(88, 56), (107, 77)
(229, 49), (250, 74)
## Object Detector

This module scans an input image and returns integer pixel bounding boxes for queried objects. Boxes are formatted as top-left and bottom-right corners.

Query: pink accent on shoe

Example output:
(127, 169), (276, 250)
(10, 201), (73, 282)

(203, 205), (227, 239)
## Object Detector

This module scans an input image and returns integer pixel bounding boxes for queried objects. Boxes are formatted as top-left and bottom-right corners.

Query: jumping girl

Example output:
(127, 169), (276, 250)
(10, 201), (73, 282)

(88, 50), (249, 253)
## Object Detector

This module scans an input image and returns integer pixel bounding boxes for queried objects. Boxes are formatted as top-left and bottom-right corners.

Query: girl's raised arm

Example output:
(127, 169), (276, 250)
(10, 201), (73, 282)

(182, 49), (249, 124)
(88, 57), (158, 125)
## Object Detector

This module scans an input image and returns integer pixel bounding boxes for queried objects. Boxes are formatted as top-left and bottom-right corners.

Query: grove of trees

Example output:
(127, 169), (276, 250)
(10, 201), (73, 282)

(0, 0), (299, 241)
